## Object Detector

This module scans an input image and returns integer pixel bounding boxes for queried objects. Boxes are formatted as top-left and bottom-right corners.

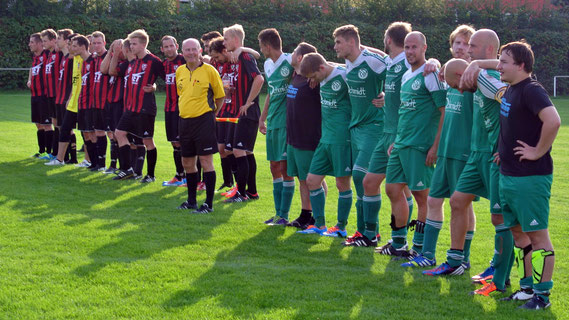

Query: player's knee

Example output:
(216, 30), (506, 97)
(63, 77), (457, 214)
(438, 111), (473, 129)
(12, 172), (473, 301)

(362, 174), (379, 193)
(449, 193), (469, 214)
(491, 214), (504, 226)
(306, 175), (320, 190)
(427, 196), (443, 210)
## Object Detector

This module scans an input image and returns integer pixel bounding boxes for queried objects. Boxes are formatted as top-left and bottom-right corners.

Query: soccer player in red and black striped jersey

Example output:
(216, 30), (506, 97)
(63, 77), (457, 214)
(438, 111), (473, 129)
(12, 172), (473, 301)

(54, 28), (76, 163)
(222, 24), (265, 202)
(160, 35), (186, 186)
(40, 29), (58, 159)
(114, 29), (165, 182)
(28, 32), (51, 158)
(208, 37), (238, 191)
(101, 39), (125, 173)
(76, 40), (98, 169)
(89, 31), (110, 171)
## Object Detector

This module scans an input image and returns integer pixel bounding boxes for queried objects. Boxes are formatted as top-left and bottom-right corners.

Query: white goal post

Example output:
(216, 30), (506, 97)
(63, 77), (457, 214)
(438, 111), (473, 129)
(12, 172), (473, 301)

(554, 76), (569, 97)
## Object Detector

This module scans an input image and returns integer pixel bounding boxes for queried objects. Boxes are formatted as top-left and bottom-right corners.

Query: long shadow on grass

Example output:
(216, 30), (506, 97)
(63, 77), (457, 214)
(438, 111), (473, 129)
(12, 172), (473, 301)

(1, 158), (240, 277)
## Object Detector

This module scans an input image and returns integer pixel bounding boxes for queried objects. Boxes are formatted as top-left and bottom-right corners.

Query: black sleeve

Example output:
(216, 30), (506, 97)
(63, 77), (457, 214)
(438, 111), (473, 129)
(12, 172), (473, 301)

(240, 53), (260, 79)
(524, 82), (553, 116)
(154, 56), (166, 80)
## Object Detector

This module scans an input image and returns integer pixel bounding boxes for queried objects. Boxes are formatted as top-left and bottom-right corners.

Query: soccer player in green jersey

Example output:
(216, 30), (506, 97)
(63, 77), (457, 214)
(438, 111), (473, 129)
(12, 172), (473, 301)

(402, 25), (477, 268)
(364, 22), (417, 251)
(257, 28), (296, 226)
(381, 32), (446, 257)
(297, 52), (353, 237)
(332, 25), (387, 247)
(424, 31), (513, 291)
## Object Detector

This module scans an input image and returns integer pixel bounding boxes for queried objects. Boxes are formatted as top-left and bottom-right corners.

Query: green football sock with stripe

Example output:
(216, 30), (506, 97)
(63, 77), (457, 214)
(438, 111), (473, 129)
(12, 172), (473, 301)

(272, 178), (283, 217)
(280, 180), (295, 220)
(363, 194), (381, 240)
(422, 219), (443, 260)
(309, 187), (326, 227)
(337, 190), (352, 230)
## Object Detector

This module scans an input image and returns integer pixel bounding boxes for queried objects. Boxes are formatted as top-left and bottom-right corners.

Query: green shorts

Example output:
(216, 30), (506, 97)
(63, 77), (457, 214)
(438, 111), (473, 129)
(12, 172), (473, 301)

(309, 143), (352, 177)
(286, 144), (314, 181)
(350, 125), (382, 172)
(386, 146), (434, 191)
(368, 132), (396, 175)
(266, 127), (287, 162)
(429, 157), (467, 198)
(454, 152), (501, 213)
(500, 174), (552, 232)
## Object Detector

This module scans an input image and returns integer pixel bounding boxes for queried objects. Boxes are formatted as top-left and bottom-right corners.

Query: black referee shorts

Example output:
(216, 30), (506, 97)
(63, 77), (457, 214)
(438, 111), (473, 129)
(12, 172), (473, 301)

(179, 112), (218, 158)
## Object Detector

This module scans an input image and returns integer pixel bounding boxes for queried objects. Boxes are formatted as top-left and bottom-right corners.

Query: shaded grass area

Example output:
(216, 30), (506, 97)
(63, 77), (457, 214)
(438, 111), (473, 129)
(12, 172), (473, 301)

(0, 92), (567, 319)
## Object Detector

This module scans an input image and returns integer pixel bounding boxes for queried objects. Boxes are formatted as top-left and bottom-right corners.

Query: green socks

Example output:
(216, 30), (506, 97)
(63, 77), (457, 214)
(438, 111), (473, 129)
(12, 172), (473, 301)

(337, 190), (352, 230)
(492, 226), (514, 290)
(363, 194), (381, 240)
(406, 196), (414, 225)
(309, 187), (326, 227)
(280, 180), (295, 220)
(273, 178), (283, 217)
(422, 219), (443, 260)
(446, 249), (464, 268)
(463, 231), (475, 264)
(411, 220), (425, 253)
(391, 226), (407, 249)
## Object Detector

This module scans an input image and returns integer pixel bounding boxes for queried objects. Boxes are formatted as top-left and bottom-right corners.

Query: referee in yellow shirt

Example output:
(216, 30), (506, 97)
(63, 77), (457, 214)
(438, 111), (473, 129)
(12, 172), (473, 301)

(176, 38), (225, 213)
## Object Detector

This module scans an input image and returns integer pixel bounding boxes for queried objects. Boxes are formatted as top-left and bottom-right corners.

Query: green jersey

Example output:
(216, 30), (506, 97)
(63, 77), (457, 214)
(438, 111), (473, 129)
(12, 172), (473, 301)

(345, 49), (387, 130)
(395, 63), (446, 151)
(264, 53), (293, 130)
(383, 52), (409, 134)
(319, 66), (351, 145)
(475, 69), (507, 151)
(437, 88), (474, 161)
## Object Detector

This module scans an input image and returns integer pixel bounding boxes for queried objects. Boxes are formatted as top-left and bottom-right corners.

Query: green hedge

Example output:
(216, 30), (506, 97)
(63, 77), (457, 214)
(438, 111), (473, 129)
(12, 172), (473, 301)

(1, 0), (568, 94)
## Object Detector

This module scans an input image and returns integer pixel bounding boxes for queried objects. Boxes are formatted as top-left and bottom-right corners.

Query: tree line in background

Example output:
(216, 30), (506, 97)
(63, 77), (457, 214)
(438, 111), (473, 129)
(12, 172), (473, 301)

(1, 0), (568, 93)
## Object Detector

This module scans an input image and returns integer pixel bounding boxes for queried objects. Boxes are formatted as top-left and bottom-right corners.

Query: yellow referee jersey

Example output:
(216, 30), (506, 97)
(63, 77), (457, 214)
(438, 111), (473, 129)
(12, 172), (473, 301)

(66, 55), (83, 113)
(176, 62), (225, 119)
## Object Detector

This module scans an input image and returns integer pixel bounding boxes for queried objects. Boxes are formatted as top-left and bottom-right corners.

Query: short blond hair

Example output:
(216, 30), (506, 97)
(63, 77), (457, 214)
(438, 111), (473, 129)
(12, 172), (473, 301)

(223, 24), (245, 44)
(449, 25), (475, 48)
(91, 31), (106, 42)
(128, 29), (149, 46)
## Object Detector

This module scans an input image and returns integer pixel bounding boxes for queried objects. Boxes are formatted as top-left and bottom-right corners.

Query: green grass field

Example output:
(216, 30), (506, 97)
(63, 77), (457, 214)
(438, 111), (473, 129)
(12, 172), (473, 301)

(1, 92), (568, 319)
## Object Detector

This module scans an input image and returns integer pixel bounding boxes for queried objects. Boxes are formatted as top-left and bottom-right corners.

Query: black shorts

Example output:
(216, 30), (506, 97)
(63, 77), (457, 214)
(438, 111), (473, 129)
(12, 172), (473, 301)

(59, 110), (77, 142)
(31, 96), (51, 124)
(105, 101), (123, 132)
(55, 103), (67, 126)
(179, 112), (218, 157)
(46, 97), (56, 119)
(165, 111), (180, 142)
(91, 108), (106, 131)
(77, 109), (92, 131)
(216, 122), (237, 148)
(231, 118), (258, 152)
(116, 110), (155, 139)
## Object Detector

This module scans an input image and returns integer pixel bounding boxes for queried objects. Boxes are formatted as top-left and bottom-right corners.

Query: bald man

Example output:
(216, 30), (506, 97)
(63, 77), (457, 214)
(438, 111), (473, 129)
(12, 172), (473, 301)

(403, 25), (477, 270)
(380, 32), (446, 258)
(425, 30), (514, 295)
(175, 38), (225, 213)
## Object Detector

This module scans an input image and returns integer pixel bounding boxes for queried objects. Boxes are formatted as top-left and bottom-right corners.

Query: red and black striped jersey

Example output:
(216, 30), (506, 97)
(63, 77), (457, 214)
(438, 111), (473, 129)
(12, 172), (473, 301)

(43, 50), (59, 98)
(55, 54), (73, 105)
(231, 52), (261, 121)
(30, 50), (48, 97)
(107, 59), (127, 104)
(78, 56), (94, 110)
(163, 54), (185, 112)
(120, 60), (135, 111)
(126, 53), (165, 115)
(91, 52), (111, 109)
(216, 62), (239, 118)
